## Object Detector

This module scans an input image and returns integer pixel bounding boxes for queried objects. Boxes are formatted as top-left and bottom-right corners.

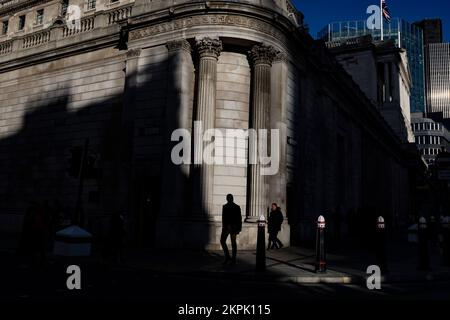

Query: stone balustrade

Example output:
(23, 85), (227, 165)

(107, 4), (132, 25)
(0, 39), (12, 55)
(22, 29), (51, 48)
(0, 3), (133, 57)
(62, 16), (95, 38)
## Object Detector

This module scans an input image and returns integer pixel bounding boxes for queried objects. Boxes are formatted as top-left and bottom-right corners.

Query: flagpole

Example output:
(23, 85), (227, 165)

(380, 0), (384, 40)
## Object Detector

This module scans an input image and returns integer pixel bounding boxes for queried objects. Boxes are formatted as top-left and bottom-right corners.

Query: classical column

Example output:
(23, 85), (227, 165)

(160, 39), (195, 218)
(247, 44), (277, 222)
(269, 52), (288, 212)
(193, 37), (222, 216)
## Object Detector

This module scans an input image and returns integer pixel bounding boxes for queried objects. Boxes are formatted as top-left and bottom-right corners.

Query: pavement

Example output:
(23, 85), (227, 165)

(2, 235), (450, 304)
(2, 233), (450, 287)
(118, 240), (450, 285)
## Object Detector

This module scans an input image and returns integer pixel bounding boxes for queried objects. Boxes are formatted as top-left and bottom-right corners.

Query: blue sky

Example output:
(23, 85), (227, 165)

(293, 0), (450, 41)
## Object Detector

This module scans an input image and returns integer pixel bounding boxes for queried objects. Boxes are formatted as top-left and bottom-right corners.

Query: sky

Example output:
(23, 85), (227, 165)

(293, 0), (450, 41)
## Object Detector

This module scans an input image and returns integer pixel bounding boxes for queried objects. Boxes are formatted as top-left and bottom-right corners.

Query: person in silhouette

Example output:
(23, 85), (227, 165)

(220, 194), (242, 265)
(267, 203), (284, 250)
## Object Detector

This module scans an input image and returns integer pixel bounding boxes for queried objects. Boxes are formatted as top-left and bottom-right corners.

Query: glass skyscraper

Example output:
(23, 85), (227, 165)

(318, 19), (425, 113)
(427, 43), (450, 118)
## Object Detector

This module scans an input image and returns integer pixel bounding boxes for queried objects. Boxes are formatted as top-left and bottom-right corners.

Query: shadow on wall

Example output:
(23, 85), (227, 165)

(0, 49), (211, 251)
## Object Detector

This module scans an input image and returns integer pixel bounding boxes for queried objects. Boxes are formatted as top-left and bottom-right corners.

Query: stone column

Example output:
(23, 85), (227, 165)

(193, 37), (222, 216)
(269, 52), (288, 211)
(247, 44), (277, 222)
(268, 52), (290, 246)
(160, 39), (194, 218)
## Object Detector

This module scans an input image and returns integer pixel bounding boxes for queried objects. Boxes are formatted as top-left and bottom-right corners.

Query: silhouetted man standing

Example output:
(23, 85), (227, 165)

(221, 194), (242, 265)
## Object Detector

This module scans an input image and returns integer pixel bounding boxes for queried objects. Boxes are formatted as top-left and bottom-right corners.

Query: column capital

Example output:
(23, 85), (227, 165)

(196, 37), (223, 60)
(166, 39), (192, 53)
(249, 44), (278, 66)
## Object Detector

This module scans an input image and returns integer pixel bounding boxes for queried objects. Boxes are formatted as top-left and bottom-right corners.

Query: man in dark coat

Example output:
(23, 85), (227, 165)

(267, 203), (284, 250)
(220, 194), (242, 265)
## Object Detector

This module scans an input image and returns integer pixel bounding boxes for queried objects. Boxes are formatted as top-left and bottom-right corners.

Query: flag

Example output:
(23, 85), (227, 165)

(382, 0), (392, 23)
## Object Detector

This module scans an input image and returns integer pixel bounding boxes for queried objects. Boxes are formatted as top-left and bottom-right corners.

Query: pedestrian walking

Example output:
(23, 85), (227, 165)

(267, 203), (284, 250)
(220, 194), (242, 265)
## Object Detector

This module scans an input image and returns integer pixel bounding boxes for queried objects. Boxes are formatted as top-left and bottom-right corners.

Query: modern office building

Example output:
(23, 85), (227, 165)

(412, 112), (450, 164)
(425, 43), (450, 118)
(318, 19), (425, 114)
(415, 19), (443, 45)
(414, 19), (450, 118)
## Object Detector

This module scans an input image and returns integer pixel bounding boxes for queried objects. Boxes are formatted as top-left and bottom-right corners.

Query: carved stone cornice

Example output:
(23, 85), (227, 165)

(0, 0), (51, 16)
(273, 51), (288, 63)
(166, 39), (191, 53)
(248, 44), (278, 66)
(129, 14), (286, 46)
(126, 48), (142, 59)
(195, 37), (222, 60)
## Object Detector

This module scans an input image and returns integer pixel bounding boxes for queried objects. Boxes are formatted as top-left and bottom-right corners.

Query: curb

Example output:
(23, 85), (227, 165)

(121, 264), (450, 285)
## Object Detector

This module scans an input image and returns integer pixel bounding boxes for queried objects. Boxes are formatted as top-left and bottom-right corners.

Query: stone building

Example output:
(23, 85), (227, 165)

(0, 0), (413, 249)
(327, 36), (415, 144)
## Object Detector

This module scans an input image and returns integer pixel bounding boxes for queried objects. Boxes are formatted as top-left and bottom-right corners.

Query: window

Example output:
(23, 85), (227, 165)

(1, 20), (7, 35)
(36, 9), (44, 25)
(62, 0), (69, 15)
(87, 0), (96, 9)
(110, 0), (119, 3)
(18, 15), (25, 31)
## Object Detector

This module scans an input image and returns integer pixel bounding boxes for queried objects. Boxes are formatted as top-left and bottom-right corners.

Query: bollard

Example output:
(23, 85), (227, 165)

(418, 217), (430, 270)
(443, 217), (450, 267)
(256, 214), (266, 272)
(315, 215), (326, 273)
(375, 216), (388, 273)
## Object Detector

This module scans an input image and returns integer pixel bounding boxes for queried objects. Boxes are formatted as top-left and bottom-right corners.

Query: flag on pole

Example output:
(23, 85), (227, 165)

(382, 0), (392, 23)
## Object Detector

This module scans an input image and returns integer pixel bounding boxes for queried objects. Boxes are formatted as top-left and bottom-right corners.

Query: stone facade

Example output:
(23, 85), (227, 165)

(0, 0), (413, 249)
(327, 36), (416, 144)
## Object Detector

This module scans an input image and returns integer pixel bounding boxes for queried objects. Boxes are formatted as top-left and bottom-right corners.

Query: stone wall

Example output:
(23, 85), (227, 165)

(0, 47), (126, 242)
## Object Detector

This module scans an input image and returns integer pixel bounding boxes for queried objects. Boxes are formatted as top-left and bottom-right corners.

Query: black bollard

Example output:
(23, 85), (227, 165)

(443, 217), (450, 267)
(375, 216), (388, 273)
(315, 216), (326, 273)
(256, 215), (266, 272)
(418, 217), (430, 271)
